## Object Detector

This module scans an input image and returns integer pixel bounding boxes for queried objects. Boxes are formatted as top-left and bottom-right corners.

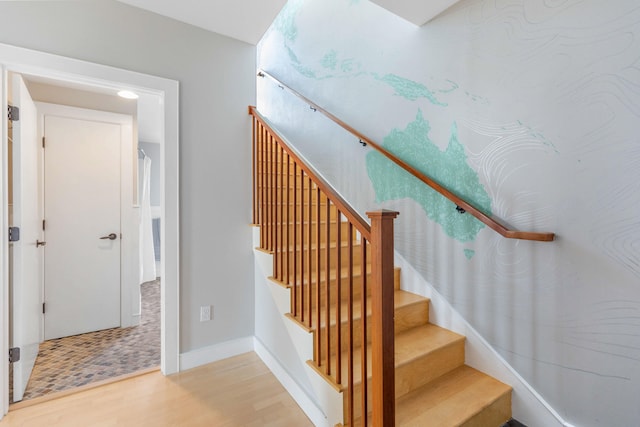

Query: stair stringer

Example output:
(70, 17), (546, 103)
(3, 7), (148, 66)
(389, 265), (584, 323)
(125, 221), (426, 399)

(394, 252), (567, 427)
(253, 227), (344, 427)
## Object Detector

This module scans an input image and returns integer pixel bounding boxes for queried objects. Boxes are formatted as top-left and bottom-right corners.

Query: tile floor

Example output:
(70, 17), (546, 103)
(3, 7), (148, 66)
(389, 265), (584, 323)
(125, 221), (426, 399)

(12, 279), (160, 402)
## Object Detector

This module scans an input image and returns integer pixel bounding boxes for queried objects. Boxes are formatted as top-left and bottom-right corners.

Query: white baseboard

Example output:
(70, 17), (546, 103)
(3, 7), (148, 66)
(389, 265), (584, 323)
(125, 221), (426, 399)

(254, 337), (329, 427)
(179, 336), (254, 371)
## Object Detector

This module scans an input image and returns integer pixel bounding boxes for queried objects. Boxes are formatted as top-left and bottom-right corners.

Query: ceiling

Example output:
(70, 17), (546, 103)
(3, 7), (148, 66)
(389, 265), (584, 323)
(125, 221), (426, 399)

(102, 0), (462, 141)
(116, 0), (287, 45)
(116, 1), (463, 45)
(370, 0), (462, 26)
(23, 73), (163, 144)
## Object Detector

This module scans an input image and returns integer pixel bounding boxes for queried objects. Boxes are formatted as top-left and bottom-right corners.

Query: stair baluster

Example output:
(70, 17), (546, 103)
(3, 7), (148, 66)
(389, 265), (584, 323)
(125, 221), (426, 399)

(250, 106), (397, 426)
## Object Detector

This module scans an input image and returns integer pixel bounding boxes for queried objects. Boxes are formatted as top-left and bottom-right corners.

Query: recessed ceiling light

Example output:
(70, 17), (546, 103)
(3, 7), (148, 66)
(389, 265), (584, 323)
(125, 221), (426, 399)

(118, 90), (139, 99)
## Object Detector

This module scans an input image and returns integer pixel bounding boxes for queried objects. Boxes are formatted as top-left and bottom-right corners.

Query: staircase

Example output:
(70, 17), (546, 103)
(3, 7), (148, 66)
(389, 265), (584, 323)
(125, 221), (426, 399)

(250, 107), (512, 426)
(270, 200), (511, 426)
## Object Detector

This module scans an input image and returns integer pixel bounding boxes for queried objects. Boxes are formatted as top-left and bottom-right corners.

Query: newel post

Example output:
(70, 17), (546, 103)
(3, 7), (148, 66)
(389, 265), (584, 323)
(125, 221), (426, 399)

(367, 209), (399, 427)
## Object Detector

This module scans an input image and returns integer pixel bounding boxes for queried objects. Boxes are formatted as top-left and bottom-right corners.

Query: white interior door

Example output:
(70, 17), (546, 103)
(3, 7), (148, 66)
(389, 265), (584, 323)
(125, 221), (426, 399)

(43, 114), (122, 340)
(10, 74), (43, 402)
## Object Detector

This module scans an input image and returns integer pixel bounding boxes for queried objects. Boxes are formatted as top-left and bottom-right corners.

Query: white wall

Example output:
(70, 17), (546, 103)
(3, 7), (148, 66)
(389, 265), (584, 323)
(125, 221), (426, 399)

(257, 1), (640, 426)
(253, 228), (344, 427)
(0, 0), (256, 353)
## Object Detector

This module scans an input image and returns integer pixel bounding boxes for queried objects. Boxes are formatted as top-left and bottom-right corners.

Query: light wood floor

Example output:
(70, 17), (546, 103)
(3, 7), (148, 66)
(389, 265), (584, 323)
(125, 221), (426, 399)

(1, 352), (313, 427)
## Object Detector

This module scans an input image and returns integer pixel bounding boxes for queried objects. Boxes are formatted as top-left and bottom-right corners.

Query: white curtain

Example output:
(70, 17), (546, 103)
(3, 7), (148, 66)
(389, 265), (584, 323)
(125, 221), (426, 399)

(139, 156), (156, 283)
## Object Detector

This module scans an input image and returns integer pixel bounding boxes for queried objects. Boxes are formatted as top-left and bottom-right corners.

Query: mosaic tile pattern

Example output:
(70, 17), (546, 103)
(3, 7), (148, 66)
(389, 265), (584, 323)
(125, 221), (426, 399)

(14, 279), (160, 402)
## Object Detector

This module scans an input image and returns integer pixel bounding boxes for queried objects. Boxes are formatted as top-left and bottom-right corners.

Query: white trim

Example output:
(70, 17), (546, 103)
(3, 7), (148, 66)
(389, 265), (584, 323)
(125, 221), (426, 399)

(1, 65), (10, 417)
(254, 337), (329, 427)
(179, 337), (254, 371)
(0, 42), (180, 417)
(395, 252), (567, 427)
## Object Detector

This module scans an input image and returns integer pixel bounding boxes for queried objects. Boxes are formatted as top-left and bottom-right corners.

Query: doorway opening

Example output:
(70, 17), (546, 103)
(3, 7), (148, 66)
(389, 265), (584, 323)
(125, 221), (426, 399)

(8, 78), (165, 403)
(0, 42), (180, 416)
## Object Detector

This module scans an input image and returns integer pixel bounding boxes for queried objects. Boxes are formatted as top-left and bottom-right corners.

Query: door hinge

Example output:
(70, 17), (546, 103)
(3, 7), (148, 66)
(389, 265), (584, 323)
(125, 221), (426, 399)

(8, 226), (20, 242)
(42, 302), (46, 314)
(42, 137), (45, 148)
(9, 347), (20, 363)
(7, 105), (19, 121)
(42, 219), (46, 231)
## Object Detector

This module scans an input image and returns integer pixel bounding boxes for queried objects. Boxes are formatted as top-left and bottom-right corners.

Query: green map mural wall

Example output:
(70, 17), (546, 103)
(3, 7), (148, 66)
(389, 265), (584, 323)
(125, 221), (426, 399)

(257, 1), (640, 426)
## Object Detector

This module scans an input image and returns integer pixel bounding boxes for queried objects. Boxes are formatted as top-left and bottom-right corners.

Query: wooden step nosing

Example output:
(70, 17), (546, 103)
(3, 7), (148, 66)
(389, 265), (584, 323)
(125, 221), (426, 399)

(285, 312), (314, 333)
(267, 276), (290, 290)
(394, 367), (512, 426)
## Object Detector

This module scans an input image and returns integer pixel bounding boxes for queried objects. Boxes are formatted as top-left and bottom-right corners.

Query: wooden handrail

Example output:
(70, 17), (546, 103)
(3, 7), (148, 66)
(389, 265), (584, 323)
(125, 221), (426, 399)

(258, 70), (555, 242)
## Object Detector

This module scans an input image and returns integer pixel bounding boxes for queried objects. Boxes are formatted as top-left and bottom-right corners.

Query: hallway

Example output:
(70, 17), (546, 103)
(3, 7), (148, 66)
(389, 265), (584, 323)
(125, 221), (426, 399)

(12, 280), (160, 402)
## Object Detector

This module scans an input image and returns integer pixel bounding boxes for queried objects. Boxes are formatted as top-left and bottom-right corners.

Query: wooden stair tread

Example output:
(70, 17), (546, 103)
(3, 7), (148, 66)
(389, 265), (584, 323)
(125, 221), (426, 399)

(360, 323), (463, 381)
(394, 365), (512, 427)
(394, 323), (464, 365)
(321, 322), (464, 389)
(345, 366), (511, 427)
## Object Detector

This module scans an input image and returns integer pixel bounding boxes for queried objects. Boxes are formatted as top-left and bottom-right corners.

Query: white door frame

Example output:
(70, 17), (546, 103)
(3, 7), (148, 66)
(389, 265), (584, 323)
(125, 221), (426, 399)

(0, 42), (180, 416)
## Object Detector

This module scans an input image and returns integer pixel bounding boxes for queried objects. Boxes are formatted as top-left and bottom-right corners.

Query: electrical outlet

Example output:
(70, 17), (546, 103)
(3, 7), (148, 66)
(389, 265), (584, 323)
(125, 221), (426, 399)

(200, 305), (212, 322)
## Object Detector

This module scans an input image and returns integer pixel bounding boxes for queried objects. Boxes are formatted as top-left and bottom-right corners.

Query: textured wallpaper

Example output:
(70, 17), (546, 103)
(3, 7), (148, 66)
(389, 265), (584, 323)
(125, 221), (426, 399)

(257, 1), (640, 425)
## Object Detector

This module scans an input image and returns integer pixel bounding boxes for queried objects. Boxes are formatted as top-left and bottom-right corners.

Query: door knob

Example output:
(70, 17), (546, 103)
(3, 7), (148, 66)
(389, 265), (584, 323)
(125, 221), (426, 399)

(99, 233), (118, 240)
(36, 240), (46, 247)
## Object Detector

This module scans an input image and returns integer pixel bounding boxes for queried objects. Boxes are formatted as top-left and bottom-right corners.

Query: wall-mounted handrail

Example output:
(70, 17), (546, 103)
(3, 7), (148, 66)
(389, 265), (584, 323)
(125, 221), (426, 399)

(258, 69), (555, 242)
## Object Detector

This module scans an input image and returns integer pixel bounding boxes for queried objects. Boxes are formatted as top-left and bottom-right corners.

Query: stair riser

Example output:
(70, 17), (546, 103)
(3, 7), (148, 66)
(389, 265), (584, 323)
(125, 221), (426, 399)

(257, 159), (313, 174)
(345, 340), (465, 421)
(279, 244), (365, 274)
(259, 186), (324, 204)
(460, 392), (512, 427)
(284, 277), (369, 304)
(285, 267), (400, 306)
(260, 205), (340, 223)
(260, 185), (328, 203)
(257, 164), (317, 176)
(268, 219), (353, 243)
(317, 300), (429, 358)
(288, 280), (371, 325)
(257, 167), (334, 188)
(394, 341), (465, 399)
